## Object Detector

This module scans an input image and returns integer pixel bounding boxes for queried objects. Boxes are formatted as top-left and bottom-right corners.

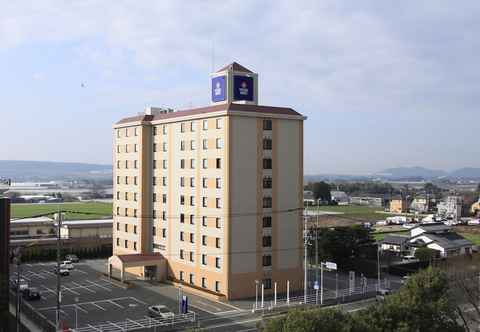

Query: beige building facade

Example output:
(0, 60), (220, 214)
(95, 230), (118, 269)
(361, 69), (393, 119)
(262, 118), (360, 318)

(110, 63), (305, 299)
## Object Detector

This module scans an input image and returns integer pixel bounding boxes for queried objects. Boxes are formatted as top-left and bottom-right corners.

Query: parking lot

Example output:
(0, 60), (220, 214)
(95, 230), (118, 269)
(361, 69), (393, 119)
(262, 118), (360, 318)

(10, 260), (243, 330)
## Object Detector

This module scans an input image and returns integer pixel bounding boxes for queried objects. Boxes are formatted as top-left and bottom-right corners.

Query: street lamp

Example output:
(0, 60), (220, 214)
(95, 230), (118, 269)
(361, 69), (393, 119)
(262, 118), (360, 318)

(254, 280), (259, 310)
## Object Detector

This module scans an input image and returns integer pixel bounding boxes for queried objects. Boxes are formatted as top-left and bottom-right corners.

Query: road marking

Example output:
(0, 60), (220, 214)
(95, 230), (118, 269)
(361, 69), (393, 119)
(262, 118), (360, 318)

(74, 304), (89, 314)
(74, 269), (88, 275)
(187, 303), (216, 315)
(61, 286), (81, 295)
(211, 299), (242, 311)
(85, 279), (111, 291)
(236, 328), (257, 332)
(130, 297), (147, 305)
(109, 300), (124, 308)
(70, 281), (96, 293)
(91, 302), (107, 311)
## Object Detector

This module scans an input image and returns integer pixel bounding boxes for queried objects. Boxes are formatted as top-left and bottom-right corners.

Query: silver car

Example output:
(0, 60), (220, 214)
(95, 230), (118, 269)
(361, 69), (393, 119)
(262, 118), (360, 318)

(148, 305), (174, 319)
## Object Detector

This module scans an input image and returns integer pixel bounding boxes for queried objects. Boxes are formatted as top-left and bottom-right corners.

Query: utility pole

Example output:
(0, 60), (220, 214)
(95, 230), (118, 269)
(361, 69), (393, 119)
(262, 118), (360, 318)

(377, 243), (381, 290)
(315, 204), (319, 287)
(304, 211), (308, 304)
(14, 248), (21, 332)
(55, 210), (62, 331)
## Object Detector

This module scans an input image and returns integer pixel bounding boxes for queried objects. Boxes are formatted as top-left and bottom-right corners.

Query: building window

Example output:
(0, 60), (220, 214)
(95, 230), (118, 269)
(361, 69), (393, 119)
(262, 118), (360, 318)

(216, 218), (221, 229)
(190, 121), (196, 132)
(189, 251), (194, 262)
(202, 178), (207, 188)
(190, 177), (195, 187)
(180, 140), (185, 151)
(216, 178), (221, 189)
(117, 191), (120, 200)
(162, 160), (167, 169)
(117, 176), (120, 184)
(202, 255), (207, 265)
(133, 225), (137, 234)
(262, 236), (272, 247)
(124, 239), (128, 248)
(216, 158), (221, 169)
(180, 122), (185, 133)
(163, 142), (167, 152)
(190, 140), (196, 150)
(153, 143), (157, 152)
(180, 249), (184, 259)
(180, 231), (184, 241)
(162, 194), (167, 204)
(180, 213), (185, 223)
(202, 197), (207, 207)
(202, 216), (207, 227)
(216, 118), (222, 129)
(263, 278), (272, 290)
(153, 126), (157, 136)
(117, 145), (120, 153)
(153, 226), (156, 236)
(162, 177), (167, 186)
(124, 224), (128, 232)
(162, 228), (166, 238)
(263, 177), (272, 189)
(215, 257), (221, 269)
(263, 197), (272, 208)
(263, 158), (272, 169)
(153, 160), (157, 169)
(133, 242), (137, 250)
(189, 273), (194, 284)
(125, 160), (128, 169)
(153, 209), (157, 219)
(134, 127), (138, 136)
(263, 119), (272, 130)
(117, 129), (121, 138)
(215, 281), (220, 292)
(190, 196), (195, 206)
(134, 176), (138, 185)
(116, 222), (119, 230)
(116, 206), (120, 215)
(180, 159), (185, 169)
(124, 208), (128, 216)
(180, 195), (185, 205)
(125, 144), (129, 153)
(125, 177), (129, 185)
(162, 125), (167, 135)
(190, 233), (194, 243)
(215, 238), (220, 248)
(262, 255), (272, 267)
(216, 198), (221, 208)
(125, 128), (129, 137)
(263, 216), (272, 228)
(263, 138), (272, 150)
(202, 139), (208, 150)
(179, 271), (184, 281)
(190, 159), (195, 169)
(190, 214), (194, 224)
(116, 238), (119, 246)
(202, 159), (207, 169)
(202, 235), (207, 246)
(153, 177), (156, 186)
(162, 211), (166, 221)
(180, 177), (185, 187)
(133, 209), (137, 218)
(117, 161), (120, 169)
(124, 192), (128, 200)
(202, 277), (206, 288)
(153, 193), (157, 202)
(203, 120), (208, 130)
(216, 138), (223, 149)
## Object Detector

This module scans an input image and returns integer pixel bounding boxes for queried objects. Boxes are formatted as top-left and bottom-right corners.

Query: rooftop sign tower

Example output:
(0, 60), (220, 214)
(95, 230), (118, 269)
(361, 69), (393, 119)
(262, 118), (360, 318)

(210, 62), (258, 105)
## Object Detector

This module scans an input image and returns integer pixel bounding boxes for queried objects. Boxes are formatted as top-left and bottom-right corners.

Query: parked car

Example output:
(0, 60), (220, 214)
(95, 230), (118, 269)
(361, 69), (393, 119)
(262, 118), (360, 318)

(376, 289), (390, 301)
(53, 266), (70, 276)
(61, 260), (74, 270)
(401, 255), (418, 263)
(65, 254), (79, 263)
(11, 278), (28, 292)
(148, 305), (174, 319)
(23, 287), (41, 301)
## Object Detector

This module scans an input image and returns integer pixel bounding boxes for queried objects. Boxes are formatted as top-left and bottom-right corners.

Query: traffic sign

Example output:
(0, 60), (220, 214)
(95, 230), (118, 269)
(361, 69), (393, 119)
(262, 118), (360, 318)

(325, 262), (337, 270)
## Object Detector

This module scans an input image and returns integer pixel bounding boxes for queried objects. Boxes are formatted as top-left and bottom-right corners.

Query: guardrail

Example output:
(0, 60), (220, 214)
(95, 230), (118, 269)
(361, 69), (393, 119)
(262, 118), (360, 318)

(70, 312), (196, 332)
(9, 289), (55, 332)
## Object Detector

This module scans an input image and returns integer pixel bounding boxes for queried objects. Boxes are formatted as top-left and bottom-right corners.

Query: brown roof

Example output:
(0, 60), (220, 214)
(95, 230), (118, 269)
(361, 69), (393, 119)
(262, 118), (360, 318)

(117, 253), (164, 263)
(116, 103), (303, 125)
(216, 62), (253, 73)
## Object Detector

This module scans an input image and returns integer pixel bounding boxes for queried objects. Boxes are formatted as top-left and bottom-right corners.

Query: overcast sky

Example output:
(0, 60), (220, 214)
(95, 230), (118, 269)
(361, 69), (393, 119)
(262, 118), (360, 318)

(1, 1), (479, 174)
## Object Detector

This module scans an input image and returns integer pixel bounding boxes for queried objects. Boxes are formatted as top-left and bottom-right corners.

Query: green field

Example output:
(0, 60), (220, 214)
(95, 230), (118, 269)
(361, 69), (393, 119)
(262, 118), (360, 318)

(306, 205), (389, 221)
(459, 233), (480, 246)
(11, 202), (113, 220)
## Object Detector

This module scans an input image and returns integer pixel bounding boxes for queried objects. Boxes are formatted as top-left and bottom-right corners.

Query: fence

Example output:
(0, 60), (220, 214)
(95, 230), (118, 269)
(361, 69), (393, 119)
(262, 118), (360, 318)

(70, 312), (196, 332)
(251, 283), (383, 313)
(9, 289), (56, 332)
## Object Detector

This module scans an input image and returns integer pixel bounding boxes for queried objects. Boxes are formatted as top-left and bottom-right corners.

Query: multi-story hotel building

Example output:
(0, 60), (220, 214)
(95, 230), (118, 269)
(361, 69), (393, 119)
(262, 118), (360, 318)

(108, 62), (306, 299)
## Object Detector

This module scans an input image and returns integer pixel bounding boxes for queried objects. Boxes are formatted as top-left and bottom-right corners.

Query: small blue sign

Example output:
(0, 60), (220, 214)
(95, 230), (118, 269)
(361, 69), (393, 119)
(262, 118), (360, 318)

(211, 76), (226, 102)
(181, 295), (188, 314)
(233, 75), (254, 101)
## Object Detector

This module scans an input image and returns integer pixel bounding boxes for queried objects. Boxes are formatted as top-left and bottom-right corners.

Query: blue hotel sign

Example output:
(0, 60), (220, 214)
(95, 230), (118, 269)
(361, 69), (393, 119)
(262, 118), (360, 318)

(233, 75), (254, 101)
(211, 76), (226, 102)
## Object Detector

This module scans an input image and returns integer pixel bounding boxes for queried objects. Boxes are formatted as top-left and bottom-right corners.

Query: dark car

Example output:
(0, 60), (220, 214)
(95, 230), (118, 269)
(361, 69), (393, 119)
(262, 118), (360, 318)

(65, 254), (79, 263)
(23, 288), (41, 301)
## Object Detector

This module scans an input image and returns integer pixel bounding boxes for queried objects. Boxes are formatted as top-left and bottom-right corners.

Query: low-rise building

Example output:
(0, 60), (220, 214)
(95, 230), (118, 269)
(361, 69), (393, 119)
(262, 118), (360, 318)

(381, 234), (409, 252)
(437, 196), (462, 220)
(60, 219), (113, 239)
(389, 197), (409, 213)
(330, 191), (350, 205)
(350, 196), (384, 207)
(470, 199), (480, 216)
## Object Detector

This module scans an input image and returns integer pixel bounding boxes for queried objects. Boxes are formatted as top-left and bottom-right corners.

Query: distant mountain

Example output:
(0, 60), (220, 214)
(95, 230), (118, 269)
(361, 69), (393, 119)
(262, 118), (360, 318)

(449, 167), (480, 179)
(376, 167), (447, 179)
(0, 160), (112, 181)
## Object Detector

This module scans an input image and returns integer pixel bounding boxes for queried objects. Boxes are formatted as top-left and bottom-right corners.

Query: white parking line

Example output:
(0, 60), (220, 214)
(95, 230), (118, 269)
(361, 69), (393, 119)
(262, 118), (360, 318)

(91, 302), (107, 311)
(61, 286), (81, 296)
(40, 269), (56, 277)
(109, 300), (124, 308)
(85, 279), (111, 292)
(74, 269), (88, 275)
(130, 297), (147, 305)
(70, 281), (96, 293)
(74, 304), (89, 314)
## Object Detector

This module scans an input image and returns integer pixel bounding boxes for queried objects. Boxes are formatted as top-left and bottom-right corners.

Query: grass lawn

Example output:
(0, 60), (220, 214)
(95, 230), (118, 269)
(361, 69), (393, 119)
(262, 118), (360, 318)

(306, 205), (389, 221)
(459, 232), (480, 246)
(373, 230), (409, 241)
(11, 202), (113, 220)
